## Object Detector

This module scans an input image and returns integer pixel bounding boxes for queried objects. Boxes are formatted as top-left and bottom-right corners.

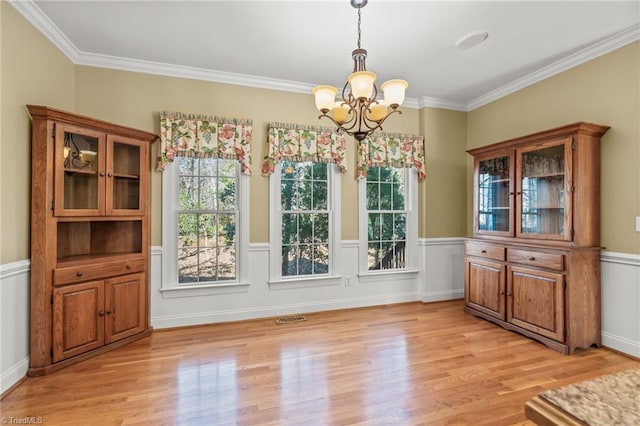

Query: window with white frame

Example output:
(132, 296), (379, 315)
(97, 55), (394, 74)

(269, 160), (340, 284)
(359, 166), (417, 275)
(162, 157), (249, 293)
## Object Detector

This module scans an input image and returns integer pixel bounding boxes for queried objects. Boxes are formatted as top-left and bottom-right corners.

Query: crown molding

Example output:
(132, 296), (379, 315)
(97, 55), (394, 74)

(467, 23), (640, 111)
(419, 97), (468, 112)
(9, 1), (640, 113)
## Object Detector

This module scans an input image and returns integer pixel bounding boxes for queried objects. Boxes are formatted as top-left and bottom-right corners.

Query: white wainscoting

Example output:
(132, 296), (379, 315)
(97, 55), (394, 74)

(419, 238), (465, 302)
(2, 244), (638, 395)
(600, 251), (640, 357)
(0, 260), (30, 395)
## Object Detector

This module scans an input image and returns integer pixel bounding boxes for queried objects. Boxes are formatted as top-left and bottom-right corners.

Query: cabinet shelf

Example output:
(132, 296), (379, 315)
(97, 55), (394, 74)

(113, 173), (140, 179)
(64, 168), (97, 175)
(57, 252), (142, 268)
(523, 172), (564, 179)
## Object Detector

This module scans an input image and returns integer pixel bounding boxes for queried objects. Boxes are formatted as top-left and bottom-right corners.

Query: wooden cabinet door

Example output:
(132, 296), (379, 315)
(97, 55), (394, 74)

(465, 258), (506, 320)
(54, 123), (107, 217)
(507, 266), (564, 342)
(105, 273), (146, 344)
(53, 281), (105, 362)
(106, 135), (148, 216)
(473, 150), (515, 237)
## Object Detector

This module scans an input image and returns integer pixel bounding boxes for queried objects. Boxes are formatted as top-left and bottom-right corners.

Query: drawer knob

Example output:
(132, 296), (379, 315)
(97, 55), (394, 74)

(98, 310), (105, 316)
(126, 264), (132, 269)
(529, 256), (536, 261)
(106, 310), (112, 315)
(481, 250), (487, 253)
(76, 271), (83, 277)
(499, 290), (505, 295)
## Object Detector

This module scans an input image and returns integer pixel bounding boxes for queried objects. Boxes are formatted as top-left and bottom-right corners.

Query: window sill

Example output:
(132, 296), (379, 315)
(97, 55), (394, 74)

(160, 282), (250, 298)
(356, 269), (420, 284)
(268, 275), (343, 290)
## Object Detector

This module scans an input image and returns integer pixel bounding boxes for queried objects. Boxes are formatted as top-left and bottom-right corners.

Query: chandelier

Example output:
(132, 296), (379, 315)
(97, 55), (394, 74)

(312, 0), (408, 141)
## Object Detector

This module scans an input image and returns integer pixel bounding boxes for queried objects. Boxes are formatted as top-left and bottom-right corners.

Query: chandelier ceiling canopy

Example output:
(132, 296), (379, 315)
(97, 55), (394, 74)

(312, 0), (408, 141)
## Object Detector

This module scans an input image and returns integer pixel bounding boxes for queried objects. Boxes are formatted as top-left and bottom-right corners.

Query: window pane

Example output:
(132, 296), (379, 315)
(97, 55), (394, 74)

(198, 214), (216, 247)
(178, 214), (197, 248)
(380, 213), (394, 240)
(394, 214), (407, 240)
(178, 157), (196, 176)
(218, 246), (236, 280)
(312, 162), (327, 180)
(219, 160), (236, 177)
(312, 181), (327, 210)
(366, 183), (379, 210)
(198, 248), (217, 281)
(314, 214), (329, 243)
(379, 183), (393, 210)
(178, 248), (198, 283)
(199, 177), (216, 210)
(368, 213), (381, 240)
(200, 158), (216, 176)
(297, 179), (312, 210)
(313, 244), (329, 274)
(179, 177), (197, 210)
(392, 183), (405, 210)
(299, 214), (313, 243)
(282, 245), (298, 276)
(282, 213), (298, 244)
(367, 167), (380, 182)
(368, 242), (381, 270)
(218, 177), (235, 210)
(298, 244), (313, 275)
(218, 214), (235, 246)
(281, 179), (297, 210)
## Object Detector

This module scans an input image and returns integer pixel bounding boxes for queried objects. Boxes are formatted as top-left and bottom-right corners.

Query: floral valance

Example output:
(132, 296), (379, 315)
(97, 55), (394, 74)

(357, 132), (426, 180)
(261, 123), (348, 176)
(156, 111), (253, 175)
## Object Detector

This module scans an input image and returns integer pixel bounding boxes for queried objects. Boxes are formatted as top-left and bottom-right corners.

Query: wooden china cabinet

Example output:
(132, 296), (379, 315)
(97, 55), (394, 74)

(27, 105), (157, 376)
(465, 122), (609, 354)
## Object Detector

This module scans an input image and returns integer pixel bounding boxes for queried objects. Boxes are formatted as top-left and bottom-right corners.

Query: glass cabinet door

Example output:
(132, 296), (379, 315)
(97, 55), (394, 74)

(517, 138), (571, 240)
(54, 124), (106, 216)
(106, 135), (147, 216)
(475, 152), (513, 236)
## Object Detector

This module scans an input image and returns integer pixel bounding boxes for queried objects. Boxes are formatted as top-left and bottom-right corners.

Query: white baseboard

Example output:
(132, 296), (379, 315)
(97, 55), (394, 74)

(421, 289), (464, 303)
(602, 332), (640, 358)
(152, 291), (420, 329)
(0, 356), (29, 395)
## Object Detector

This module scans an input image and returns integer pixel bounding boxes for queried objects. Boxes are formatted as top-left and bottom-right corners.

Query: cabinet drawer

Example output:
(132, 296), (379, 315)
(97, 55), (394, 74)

(466, 241), (505, 261)
(507, 249), (564, 271)
(54, 258), (145, 286)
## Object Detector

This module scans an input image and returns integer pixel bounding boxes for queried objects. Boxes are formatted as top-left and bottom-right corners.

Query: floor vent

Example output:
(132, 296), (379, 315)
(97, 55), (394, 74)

(274, 315), (306, 324)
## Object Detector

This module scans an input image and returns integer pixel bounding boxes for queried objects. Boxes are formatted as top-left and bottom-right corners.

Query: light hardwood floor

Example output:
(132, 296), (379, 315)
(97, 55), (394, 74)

(2, 300), (638, 425)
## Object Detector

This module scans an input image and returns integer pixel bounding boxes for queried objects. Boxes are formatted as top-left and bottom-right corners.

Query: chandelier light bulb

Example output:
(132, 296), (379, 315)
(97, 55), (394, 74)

(367, 101), (388, 122)
(381, 79), (408, 107)
(348, 71), (377, 99)
(331, 102), (350, 124)
(312, 85), (338, 112)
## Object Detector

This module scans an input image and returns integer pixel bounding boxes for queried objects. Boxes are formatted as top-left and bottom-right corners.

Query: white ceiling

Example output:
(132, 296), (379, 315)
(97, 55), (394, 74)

(11, 1), (640, 111)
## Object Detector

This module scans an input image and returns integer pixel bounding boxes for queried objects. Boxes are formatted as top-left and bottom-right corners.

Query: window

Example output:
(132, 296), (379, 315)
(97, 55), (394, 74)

(359, 166), (418, 278)
(269, 160), (341, 286)
(162, 157), (249, 296)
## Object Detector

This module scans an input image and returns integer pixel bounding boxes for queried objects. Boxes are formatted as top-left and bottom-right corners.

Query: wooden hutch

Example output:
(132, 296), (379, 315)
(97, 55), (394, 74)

(465, 122), (609, 354)
(27, 105), (157, 375)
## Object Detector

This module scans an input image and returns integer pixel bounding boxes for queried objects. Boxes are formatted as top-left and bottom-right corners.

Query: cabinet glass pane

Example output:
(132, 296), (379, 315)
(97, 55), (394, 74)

(478, 156), (510, 232)
(63, 131), (99, 210)
(521, 145), (565, 235)
(112, 143), (140, 210)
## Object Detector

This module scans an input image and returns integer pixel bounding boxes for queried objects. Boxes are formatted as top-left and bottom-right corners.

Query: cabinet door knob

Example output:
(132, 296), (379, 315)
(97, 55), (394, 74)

(107, 172), (113, 177)
(99, 172), (105, 177)
(499, 290), (505, 295)
(99, 310), (105, 316)
(506, 292), (513, 297)
(481, 250), (487, 253)
(105, 310), (112, 315)
(76, 271), (83, 277)
(529, 256), (536, 261)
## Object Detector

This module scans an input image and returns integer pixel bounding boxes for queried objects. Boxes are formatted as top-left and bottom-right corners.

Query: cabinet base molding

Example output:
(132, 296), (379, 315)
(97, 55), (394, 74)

(464, 306), (600, 355)
(27, 328), (153, 377)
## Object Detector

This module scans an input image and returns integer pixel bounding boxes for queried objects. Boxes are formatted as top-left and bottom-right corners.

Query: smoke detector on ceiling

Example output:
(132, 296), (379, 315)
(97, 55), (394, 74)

(455, 31), (489, 49)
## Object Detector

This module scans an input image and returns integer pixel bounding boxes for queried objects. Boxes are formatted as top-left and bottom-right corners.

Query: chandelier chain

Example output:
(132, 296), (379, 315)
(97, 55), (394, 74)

(357, 7), (361, 49)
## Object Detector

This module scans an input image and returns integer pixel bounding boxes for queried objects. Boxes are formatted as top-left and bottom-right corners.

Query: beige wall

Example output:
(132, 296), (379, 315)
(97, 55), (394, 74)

(73, 66), (423, 244)
(420, 107), (467, 237)
(0, 3), (75, 264)
(467, 42), (640, 254)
